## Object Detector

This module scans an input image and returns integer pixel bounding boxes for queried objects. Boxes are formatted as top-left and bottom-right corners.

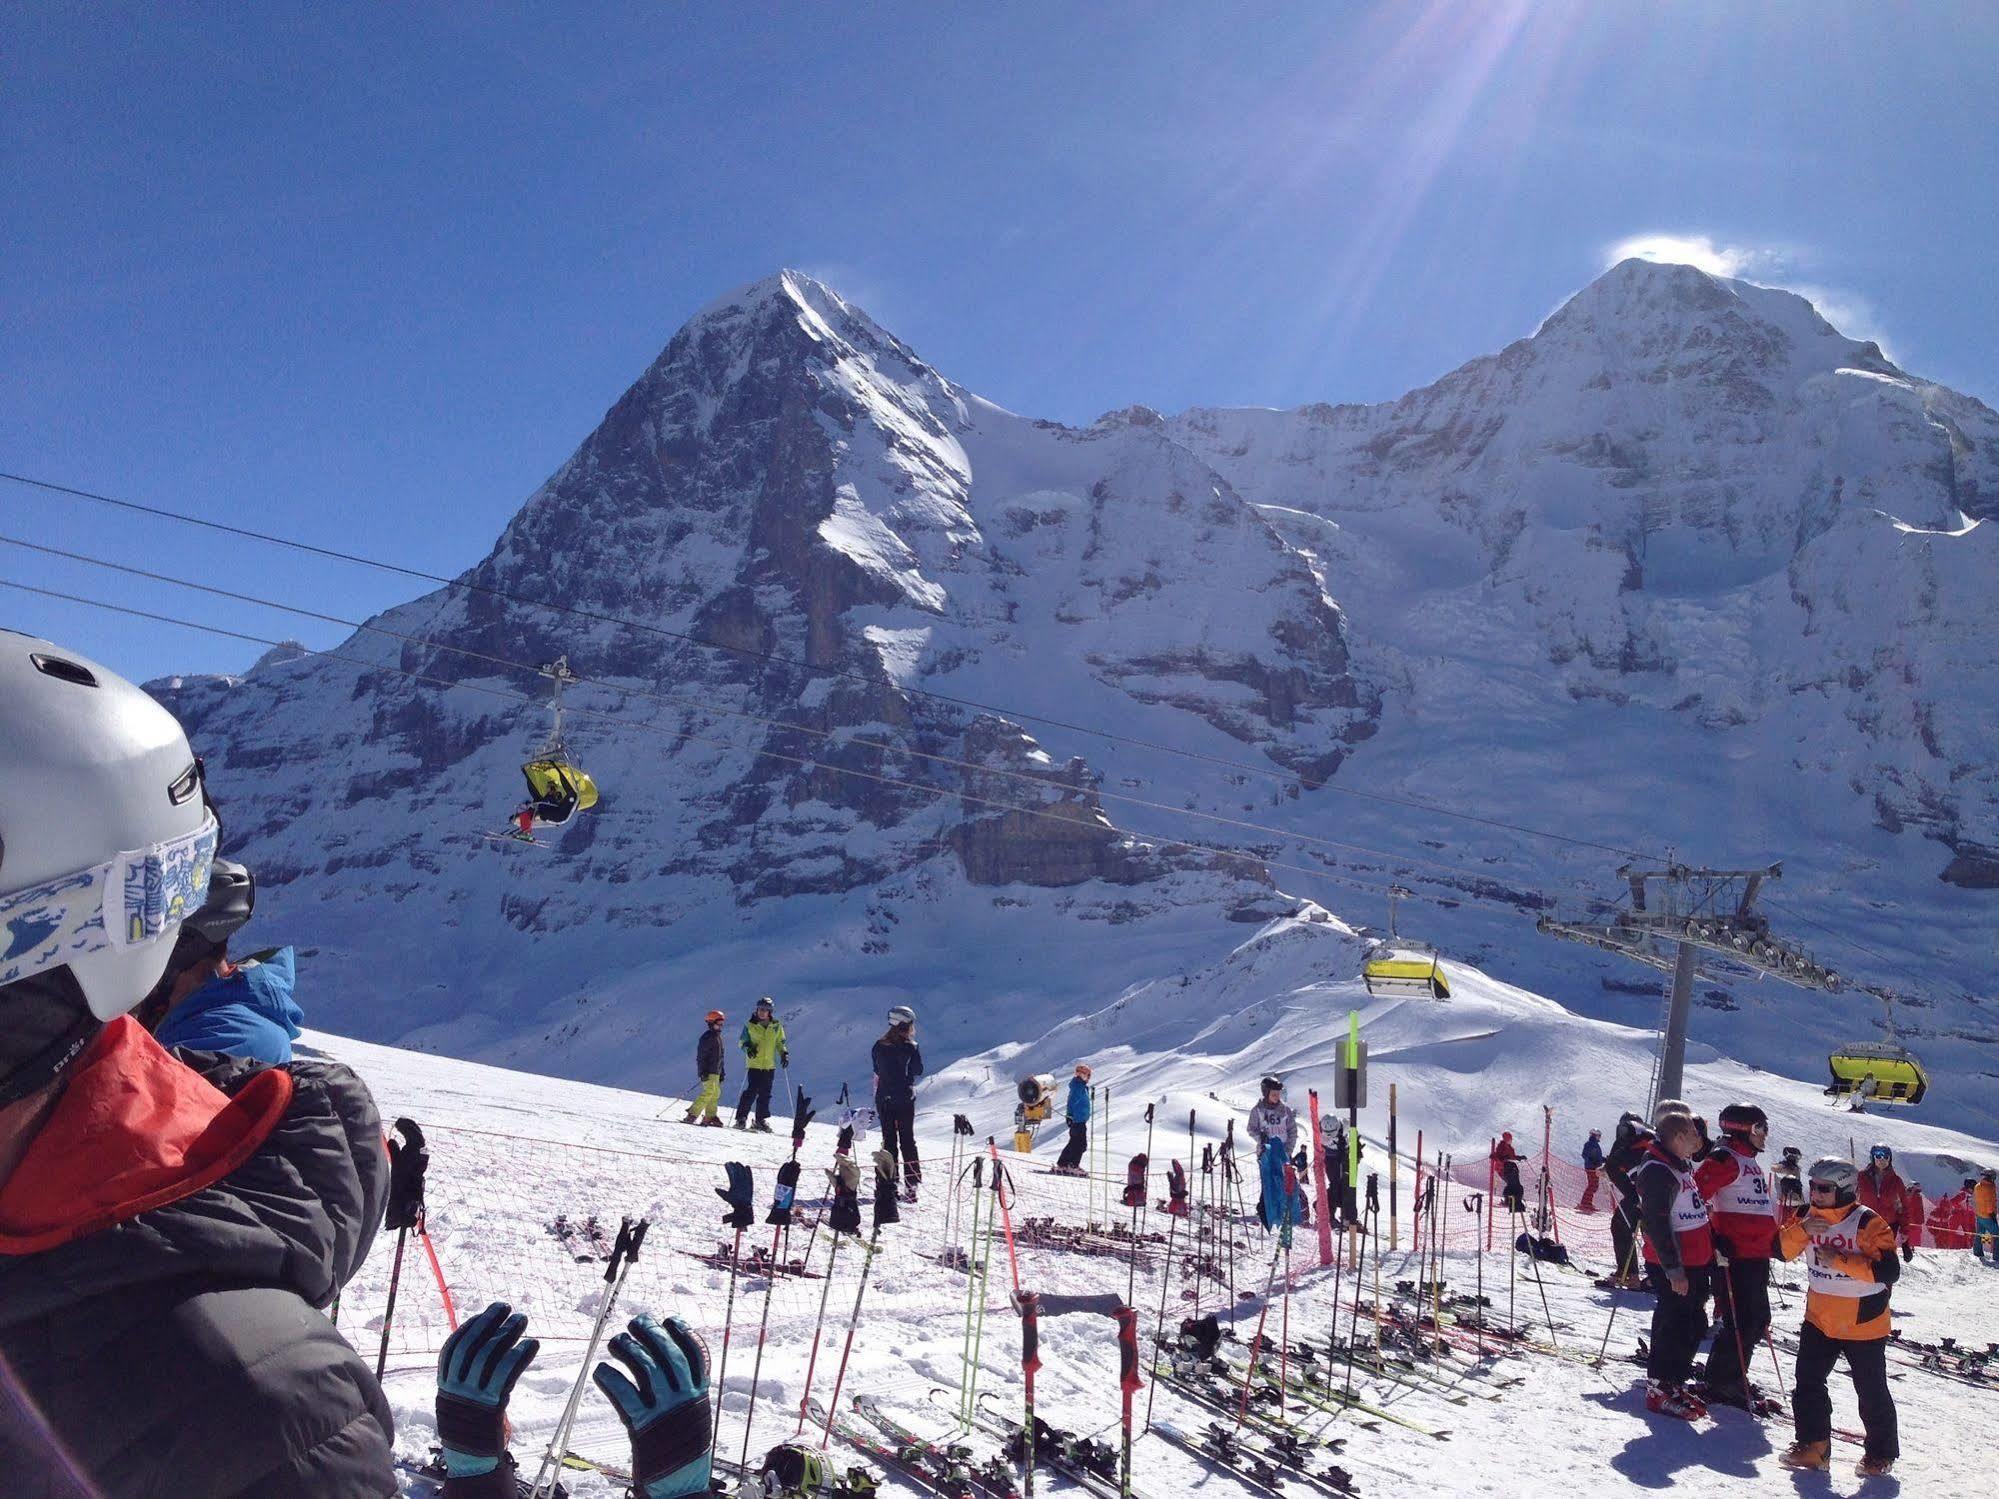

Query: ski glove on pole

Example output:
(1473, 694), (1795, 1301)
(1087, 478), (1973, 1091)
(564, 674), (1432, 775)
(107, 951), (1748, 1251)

(953, 1113), (974, 1137)
(719, 1162), (756, 1229)
(1167, 1159), (1189, 1216)
(1124, 1153), (1149, 1209)
(836, 1124), (854, 1155)
(386, 1116), (429, 1230)
(592, 1314), (714, 1499)
(829, 1155), (862, 1234)
(791, 1091), (815, 1149)
(872, 1148), (901, 1226)
(769, 1160), (800, 1225)
(435, 1300), (540, 1479)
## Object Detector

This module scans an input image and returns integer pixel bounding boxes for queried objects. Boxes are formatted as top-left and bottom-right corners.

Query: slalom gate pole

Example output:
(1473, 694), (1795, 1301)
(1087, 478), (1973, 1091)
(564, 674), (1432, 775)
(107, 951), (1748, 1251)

(1307, 1089), (1335, 1270)
(818, 1225), (883, 1450)
(1116, 1304), (1141, 1498)
(794, 1231), (845, 1436)
(710, 1223), (748, 1447)
(531, 1217), (647, 1499)
(372, 1222), (410, 1382)
(1342, 1180), (1378, 1404)
(1466, 1191), (1486, 1357)
(1142, 1194), (1179, 1435)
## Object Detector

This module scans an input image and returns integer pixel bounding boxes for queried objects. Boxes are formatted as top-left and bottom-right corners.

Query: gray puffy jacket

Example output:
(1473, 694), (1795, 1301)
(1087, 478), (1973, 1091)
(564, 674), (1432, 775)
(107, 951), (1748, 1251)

(0, 1048), (395, 1498)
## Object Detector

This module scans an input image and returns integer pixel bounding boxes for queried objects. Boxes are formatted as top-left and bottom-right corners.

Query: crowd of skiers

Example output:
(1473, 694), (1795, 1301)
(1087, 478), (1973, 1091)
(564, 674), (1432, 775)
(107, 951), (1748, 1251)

(1596, 1095), (1953, 1478)
(682, 997), (928, 1200)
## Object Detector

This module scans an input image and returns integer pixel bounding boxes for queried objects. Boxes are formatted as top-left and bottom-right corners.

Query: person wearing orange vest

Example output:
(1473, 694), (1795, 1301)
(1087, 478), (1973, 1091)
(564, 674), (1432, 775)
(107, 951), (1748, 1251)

(1975, 1169), (1999, 1264)
(1693, 1102), (1777, 1408)
(1776, 1156), (1900, 1476)
(1633, 1111), (1714, 1419)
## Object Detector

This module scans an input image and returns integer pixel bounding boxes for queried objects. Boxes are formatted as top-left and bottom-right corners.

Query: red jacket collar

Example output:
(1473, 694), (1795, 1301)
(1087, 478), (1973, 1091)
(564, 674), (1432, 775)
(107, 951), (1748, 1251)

(0, 1016), (293, 1254)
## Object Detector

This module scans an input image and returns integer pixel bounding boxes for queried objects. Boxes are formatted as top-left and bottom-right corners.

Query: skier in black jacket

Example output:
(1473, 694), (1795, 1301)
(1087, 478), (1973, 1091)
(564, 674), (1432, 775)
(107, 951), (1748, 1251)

(1604, 1108), (1665, 1289)
(0, 633), (396, 1498)
(872, 1005), (924, 1198)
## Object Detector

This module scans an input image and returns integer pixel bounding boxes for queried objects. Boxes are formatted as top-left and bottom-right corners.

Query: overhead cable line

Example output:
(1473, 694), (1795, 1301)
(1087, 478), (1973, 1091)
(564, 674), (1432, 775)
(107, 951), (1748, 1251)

(1, 467), (1658, 861)
(1, 576), (1475, 914)
(1, 532), (1511, 891)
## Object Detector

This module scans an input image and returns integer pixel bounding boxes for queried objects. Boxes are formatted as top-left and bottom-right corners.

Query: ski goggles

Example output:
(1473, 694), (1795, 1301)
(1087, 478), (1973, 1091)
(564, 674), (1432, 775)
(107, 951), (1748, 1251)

(0, 815), (219, 989)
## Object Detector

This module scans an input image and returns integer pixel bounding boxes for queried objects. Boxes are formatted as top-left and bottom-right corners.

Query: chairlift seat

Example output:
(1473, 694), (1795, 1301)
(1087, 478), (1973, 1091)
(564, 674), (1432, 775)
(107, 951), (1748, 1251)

(1362, 946), (1451, 1000)
(1825, 1043), (1928, 1107)
(521, 758), (600, 826)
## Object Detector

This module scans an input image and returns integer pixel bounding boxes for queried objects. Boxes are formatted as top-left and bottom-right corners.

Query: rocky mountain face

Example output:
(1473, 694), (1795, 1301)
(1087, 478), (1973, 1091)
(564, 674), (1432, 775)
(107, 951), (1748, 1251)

(153, 261), (1997, 1132)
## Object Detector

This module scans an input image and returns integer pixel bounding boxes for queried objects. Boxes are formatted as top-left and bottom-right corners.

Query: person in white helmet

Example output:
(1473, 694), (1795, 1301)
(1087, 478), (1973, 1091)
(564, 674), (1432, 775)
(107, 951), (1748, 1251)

(873, 1005), (924, 1199)
(0, 633), (396, 1498)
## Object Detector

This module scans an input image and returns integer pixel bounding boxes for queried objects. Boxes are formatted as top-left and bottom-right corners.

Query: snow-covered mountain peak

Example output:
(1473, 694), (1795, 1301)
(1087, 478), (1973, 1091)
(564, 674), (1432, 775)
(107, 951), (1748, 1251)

(1530, 255), (1897, 389)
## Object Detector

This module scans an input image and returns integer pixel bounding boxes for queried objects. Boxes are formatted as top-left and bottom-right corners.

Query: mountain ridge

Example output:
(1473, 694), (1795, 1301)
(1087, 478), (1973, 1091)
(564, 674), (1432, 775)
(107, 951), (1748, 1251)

(148, 256), (1998, 1133)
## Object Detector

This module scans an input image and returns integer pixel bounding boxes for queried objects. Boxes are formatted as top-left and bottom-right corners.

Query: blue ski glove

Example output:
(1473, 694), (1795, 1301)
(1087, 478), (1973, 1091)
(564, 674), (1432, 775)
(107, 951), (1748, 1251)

(435, 1300), (540, 1479)
(718, 1161), (755, 1229)
(592, 1313), (714, 1499)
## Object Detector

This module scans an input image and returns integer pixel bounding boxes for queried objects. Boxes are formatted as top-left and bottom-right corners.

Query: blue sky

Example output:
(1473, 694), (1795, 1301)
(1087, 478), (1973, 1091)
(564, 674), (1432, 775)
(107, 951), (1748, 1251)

(7, 0), (1996, 681)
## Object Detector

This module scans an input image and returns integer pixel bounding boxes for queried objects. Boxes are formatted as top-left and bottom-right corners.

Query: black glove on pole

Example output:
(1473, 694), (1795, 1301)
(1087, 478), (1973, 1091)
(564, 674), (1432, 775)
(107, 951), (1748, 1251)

(376, 1117), (429, 1381)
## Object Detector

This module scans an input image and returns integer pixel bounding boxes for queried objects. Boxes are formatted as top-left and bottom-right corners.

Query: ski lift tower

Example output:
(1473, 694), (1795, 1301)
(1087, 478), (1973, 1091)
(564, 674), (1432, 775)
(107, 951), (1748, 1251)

(1537, 862), (1842, 1109)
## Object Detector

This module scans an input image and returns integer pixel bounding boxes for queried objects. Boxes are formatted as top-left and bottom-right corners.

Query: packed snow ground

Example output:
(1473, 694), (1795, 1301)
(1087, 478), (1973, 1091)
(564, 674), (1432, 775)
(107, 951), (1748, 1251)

(327, 926), (1997, 1498)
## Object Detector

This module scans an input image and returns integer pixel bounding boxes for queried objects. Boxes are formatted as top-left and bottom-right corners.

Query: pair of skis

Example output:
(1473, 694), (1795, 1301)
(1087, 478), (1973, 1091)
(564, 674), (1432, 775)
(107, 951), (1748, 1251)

(547, 1214), (614, 1263)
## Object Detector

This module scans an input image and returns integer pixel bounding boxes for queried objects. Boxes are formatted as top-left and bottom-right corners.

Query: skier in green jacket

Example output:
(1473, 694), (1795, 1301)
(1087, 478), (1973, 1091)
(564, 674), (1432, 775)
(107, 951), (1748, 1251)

(734, 995), (789, 1132)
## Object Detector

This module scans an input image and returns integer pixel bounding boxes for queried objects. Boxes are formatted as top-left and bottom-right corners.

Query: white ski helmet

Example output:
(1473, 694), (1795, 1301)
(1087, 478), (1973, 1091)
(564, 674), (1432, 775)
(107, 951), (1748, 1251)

(0, 632), (216, 1088)
(886, 1004), (916, 1028)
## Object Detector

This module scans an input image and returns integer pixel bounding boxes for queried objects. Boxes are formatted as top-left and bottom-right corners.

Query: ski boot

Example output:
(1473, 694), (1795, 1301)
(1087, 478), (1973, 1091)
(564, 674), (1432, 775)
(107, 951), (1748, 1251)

(754, 1120), (775, 1134)
(681, 1110), (699, 1125)
(1644, 1380), (1705, 1420)
(1777, 1440), (1830, 1471)
(1855, 1454), (1894, 1477)
(735, 1118), (750, 1131)
(701, 1116), (726, 1127)
(900, 1159), (922, 1204)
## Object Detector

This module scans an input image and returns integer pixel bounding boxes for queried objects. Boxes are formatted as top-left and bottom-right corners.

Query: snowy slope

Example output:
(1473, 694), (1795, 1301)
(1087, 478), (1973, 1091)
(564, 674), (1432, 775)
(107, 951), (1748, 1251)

(328, 932), (1999, 1499)
(145, 259), (1998, 1136)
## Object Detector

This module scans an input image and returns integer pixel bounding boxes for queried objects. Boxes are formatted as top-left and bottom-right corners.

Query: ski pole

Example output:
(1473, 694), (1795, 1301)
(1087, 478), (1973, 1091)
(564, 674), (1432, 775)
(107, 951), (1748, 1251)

(957, 1156), (991, 1429)
(1593, 1205), (1643, 1367)
(372, 1117), (429, 1380)
(822, 1152), (899, 1450)
(1235, 1221), (1287, 1427)
(1116, 1304), (1140, 1499)
(1142, 1186), (1179, 1435)
(1716, 1262), (1755, 1416)
(794, 1229), (845, 1436)
(711, 1219), (749, 1447)
(1371, 1182), (1383, 1356)
(1342, 1177), (1378, 1405)
(740, 1109), (810, 1469)
(530, 1216), (648, 1499)
(1465, 1191), (1486, 1357)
